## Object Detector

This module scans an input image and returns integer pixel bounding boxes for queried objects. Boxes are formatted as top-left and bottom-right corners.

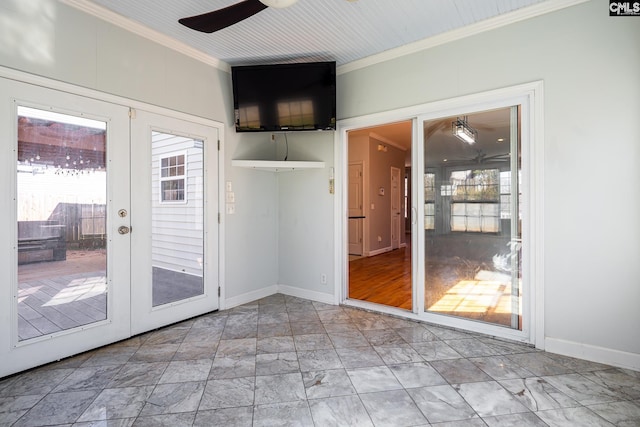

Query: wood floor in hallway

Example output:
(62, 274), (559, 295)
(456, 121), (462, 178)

(348, 244), (412, 310)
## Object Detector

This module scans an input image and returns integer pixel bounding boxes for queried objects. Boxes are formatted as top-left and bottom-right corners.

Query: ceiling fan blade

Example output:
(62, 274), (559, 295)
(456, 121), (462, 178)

(179, 0), (268, 33)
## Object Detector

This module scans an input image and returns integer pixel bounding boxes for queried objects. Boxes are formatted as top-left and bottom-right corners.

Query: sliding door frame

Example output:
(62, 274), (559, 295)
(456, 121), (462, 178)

(335, 81), (544, 347)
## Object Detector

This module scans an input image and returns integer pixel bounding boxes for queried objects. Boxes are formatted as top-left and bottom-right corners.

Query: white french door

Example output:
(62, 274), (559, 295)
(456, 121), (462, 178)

(0, 77), (220, 378)
(130, 110), (219, 335)
(0, 78), (132, 377)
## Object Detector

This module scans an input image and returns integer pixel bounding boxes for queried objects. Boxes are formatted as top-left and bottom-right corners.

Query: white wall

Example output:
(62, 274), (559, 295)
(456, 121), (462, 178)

(277, 132), (335, 301)
(2, 0), (639, 370)
(0, 0), (279, 305)
(338, 0), (640, 369)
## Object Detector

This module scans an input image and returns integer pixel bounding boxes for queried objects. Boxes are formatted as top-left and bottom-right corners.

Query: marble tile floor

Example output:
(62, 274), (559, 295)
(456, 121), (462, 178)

(1, 293), (639, 426)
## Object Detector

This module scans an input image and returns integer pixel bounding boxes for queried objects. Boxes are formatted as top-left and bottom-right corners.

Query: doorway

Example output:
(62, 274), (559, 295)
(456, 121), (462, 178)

(0, 76), (221, 378)
(346, 121), (413, 310)
(338, 82), (542, 344)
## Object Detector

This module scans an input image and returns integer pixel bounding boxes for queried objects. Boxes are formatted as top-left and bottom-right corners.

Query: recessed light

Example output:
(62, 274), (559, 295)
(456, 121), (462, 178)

(443, 159), (448, 162)
(497, 138), (505, 142)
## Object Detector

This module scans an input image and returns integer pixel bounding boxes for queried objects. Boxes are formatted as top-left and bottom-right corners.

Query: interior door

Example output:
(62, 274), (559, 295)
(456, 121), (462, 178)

(391, 166), (401, 250)
(348, 162), (364, 255)
(130, 110), (219, 334)
(0, 78), (131, 378)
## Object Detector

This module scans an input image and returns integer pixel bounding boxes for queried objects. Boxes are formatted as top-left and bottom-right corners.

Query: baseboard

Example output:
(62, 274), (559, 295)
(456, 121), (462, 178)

(223, 285), (279, 310)
(277, 285), (335, 305)
(367, 246), (393, 257)
(223, 284), (335, 309)
(545, 337), (640, 372)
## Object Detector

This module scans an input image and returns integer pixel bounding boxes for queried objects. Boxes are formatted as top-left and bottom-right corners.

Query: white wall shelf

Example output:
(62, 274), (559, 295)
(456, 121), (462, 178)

(231, 160), (325, 172)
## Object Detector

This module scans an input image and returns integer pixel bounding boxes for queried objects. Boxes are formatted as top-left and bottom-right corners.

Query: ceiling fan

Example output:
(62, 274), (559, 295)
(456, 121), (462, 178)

(179, 0), (298, 33)
(445, 150), (511, 166)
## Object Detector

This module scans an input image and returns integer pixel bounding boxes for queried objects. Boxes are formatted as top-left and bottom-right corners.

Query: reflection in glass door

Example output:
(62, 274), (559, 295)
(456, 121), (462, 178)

(16, 107), (108, 341)
(130, 109), (218, 335)
(151, 132), (204, 306)
(423, 106), (522, 329)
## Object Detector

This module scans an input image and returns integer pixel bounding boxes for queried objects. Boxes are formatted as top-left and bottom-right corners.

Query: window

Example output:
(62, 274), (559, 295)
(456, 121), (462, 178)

(277, 99), (314, 129)
(160, 154), (186, 202)
(500, 170), (522, 220)
(424, 172), (436, 230)
(450, 169), (500, 233)
(237, 105), (261, 130)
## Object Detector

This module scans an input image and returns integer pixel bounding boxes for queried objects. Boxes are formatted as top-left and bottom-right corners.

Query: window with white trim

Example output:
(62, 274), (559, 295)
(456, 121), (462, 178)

(160, 153), (186, 203)
(450, 168), (500, 233)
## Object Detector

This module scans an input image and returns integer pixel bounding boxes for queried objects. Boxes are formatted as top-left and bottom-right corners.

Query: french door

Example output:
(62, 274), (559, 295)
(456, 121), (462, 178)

(130, 110), (219, 334)
(0, 77), (219, 378)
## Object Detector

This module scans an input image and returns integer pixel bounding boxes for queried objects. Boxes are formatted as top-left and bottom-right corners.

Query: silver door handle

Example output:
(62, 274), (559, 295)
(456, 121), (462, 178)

(118, 226), (130, 235)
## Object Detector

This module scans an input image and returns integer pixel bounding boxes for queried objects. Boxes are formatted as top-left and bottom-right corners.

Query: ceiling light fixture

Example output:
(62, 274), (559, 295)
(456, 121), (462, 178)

(452, 116), (477, 144)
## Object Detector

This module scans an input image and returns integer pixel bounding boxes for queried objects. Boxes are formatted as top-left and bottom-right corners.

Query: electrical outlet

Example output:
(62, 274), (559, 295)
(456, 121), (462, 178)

(320, 274), (327, 284)
(378, 236), (382, 242)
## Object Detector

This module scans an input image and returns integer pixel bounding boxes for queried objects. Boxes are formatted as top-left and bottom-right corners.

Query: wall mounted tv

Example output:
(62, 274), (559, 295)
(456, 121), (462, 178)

(232, 61), (336, 132)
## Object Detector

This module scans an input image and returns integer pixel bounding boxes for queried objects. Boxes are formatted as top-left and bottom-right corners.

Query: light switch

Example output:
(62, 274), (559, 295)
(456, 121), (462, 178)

(226, 181), (233, 192)
(226, 192), (235, 203)
(226, 203), (235, 214)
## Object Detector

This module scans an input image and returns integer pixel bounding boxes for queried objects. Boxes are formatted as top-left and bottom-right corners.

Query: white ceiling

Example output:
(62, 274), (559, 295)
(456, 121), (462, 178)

(69, 0), (547, 166)
(77, 0), (547, 68)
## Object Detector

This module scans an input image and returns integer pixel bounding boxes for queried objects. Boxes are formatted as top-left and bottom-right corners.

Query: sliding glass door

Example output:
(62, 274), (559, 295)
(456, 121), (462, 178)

(421, 106), (522, 329)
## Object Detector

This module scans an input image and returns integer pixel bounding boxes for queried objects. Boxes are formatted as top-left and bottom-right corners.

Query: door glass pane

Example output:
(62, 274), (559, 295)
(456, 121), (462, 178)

(17, 106), (107, 341)
(152, 132), (204, 306)
(423, 107), (522, 329)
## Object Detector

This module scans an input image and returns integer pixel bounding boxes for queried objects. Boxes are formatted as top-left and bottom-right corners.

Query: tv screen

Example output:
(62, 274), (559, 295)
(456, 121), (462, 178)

(232, 61), (336, 132)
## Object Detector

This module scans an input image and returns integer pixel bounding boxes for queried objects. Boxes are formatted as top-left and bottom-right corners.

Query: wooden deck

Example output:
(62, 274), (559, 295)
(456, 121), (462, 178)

(18, 250), (107, 341)
(16, 250), (205, 341)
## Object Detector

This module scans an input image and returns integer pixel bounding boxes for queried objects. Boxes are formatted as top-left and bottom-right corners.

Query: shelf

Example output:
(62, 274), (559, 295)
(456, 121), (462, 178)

(231, 160), (325, 172)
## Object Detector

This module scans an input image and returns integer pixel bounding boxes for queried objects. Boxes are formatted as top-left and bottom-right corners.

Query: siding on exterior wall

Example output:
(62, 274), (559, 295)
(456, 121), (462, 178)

(151, 132), (204, 277)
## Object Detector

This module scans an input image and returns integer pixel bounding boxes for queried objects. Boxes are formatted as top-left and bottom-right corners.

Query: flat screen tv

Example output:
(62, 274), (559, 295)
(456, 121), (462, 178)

(232, 61), (336, 132)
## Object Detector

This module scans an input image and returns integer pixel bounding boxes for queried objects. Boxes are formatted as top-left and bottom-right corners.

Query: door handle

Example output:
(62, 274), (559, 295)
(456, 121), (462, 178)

(118, 225), (130, 235)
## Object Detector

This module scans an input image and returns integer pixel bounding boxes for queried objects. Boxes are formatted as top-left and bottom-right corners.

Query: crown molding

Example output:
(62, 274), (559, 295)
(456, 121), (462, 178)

(62, 0), (587, 76)
(60, 0), (230, 73)
(337, 0), (589, 75)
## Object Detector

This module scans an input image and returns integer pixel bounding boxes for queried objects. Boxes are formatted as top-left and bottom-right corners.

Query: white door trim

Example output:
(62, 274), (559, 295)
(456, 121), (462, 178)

(334, 81), (544, 346)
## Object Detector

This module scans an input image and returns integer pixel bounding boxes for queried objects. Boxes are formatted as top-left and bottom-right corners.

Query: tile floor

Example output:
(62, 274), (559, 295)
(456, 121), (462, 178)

(1, 293), (639, 426)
